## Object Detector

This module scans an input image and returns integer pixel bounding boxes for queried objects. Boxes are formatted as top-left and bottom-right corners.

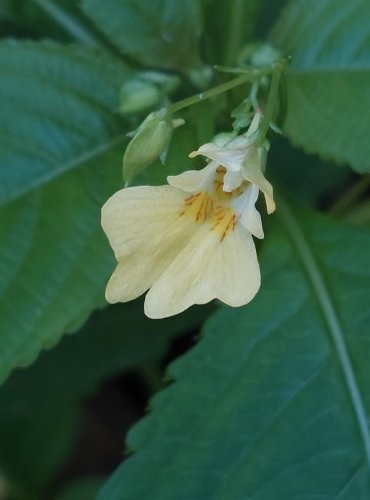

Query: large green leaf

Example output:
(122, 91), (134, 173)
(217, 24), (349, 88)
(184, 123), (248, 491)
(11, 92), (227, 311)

(0, 299), (213, 498)
(0, 41), (128, 206)
(99, 202), (370, 499)
(82, 0), (202, 70)
(270, 0), (370, 173)
(0, 41), (130, 382)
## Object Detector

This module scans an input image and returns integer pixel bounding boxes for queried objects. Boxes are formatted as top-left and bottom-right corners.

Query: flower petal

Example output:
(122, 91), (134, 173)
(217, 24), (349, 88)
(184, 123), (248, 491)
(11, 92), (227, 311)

(167, 161), (218, 192)
(237, 184), (264, 239)
(144, 223), (260, 318)
(189, 143), (245, 172)
(242, 148), (276, 214)
(223, 169), (244, 192)
(245, 110), (262, 137)
(101, 185), (196, 303)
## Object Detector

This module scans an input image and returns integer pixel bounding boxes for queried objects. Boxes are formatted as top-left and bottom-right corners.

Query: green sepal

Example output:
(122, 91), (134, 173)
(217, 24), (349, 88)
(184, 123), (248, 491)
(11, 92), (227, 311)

(231, 98), (252, 130)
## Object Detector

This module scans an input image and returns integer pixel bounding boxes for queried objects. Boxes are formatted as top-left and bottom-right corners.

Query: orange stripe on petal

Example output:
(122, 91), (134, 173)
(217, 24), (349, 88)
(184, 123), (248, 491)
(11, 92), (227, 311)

(210, 206), (238, 242)
(180, 192), (214, 222)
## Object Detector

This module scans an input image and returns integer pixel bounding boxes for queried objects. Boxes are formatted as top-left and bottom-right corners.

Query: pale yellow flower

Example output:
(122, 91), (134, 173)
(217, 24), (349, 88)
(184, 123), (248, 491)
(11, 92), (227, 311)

(102, 146), (275, 318)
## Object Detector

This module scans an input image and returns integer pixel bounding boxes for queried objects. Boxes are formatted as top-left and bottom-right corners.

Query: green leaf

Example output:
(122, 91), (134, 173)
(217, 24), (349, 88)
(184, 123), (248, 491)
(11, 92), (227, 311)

(270, 0), (370, 172)
(269, 136), (353, 205)
(0, 41), (128, 206)
(202, 0), (261, 65)
(82, 0), (203, 69)
(56, 478), (105, 500)
(99, 202), (370, 499)
(0, 299), (213, 497)
(0, 399), (78, 500)
(0, 0), (93, 43)
(0, 41), (130, 382)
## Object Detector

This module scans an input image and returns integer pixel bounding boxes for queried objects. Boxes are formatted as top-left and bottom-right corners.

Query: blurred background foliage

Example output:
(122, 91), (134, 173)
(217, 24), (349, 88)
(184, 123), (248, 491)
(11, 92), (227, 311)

(0, 0), (370, 499)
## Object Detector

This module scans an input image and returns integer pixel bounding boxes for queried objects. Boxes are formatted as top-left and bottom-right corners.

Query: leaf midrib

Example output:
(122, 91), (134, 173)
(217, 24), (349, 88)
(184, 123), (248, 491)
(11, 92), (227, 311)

(278, 196), (370, 471)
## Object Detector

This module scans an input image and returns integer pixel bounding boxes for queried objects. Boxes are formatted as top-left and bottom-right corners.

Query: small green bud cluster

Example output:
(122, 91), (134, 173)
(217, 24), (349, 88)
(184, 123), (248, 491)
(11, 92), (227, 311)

(120, 43), (285, 186)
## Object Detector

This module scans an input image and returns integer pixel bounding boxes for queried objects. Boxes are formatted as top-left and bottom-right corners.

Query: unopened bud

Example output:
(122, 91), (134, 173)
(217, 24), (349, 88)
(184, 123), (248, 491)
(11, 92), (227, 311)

(238, 43), (283, 68)
(139, 71), (180, 94)
(122, 109), (175, 183)
(187, 65), (213, 89)
(251, 44), (282, 67)
(118, 78), (161, 114)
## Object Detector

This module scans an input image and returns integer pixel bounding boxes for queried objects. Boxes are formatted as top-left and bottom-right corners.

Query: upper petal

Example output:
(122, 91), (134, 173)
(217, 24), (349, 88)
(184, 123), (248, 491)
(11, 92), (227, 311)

(144, 223), (261, 318)
(189, 143), (246, 172)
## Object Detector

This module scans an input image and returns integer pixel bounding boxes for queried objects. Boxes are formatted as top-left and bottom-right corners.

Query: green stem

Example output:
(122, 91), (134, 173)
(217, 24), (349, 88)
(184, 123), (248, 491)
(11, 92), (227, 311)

(224, 0), (245, 65)
(328, 175), (370, 216)
(256, 62), (284, 143)
(168, 70), (270, 115)
(30, 0), (100, 46)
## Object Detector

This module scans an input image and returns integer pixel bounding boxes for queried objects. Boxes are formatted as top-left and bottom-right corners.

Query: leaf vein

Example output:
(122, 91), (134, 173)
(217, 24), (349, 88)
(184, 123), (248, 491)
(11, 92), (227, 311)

(278, 196), (370, 471)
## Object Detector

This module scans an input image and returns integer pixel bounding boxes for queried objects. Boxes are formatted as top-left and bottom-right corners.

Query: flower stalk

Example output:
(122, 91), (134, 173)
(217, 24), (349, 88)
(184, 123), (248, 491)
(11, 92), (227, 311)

(167, 69), (271, 115)
(255, 62), (284, 145)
